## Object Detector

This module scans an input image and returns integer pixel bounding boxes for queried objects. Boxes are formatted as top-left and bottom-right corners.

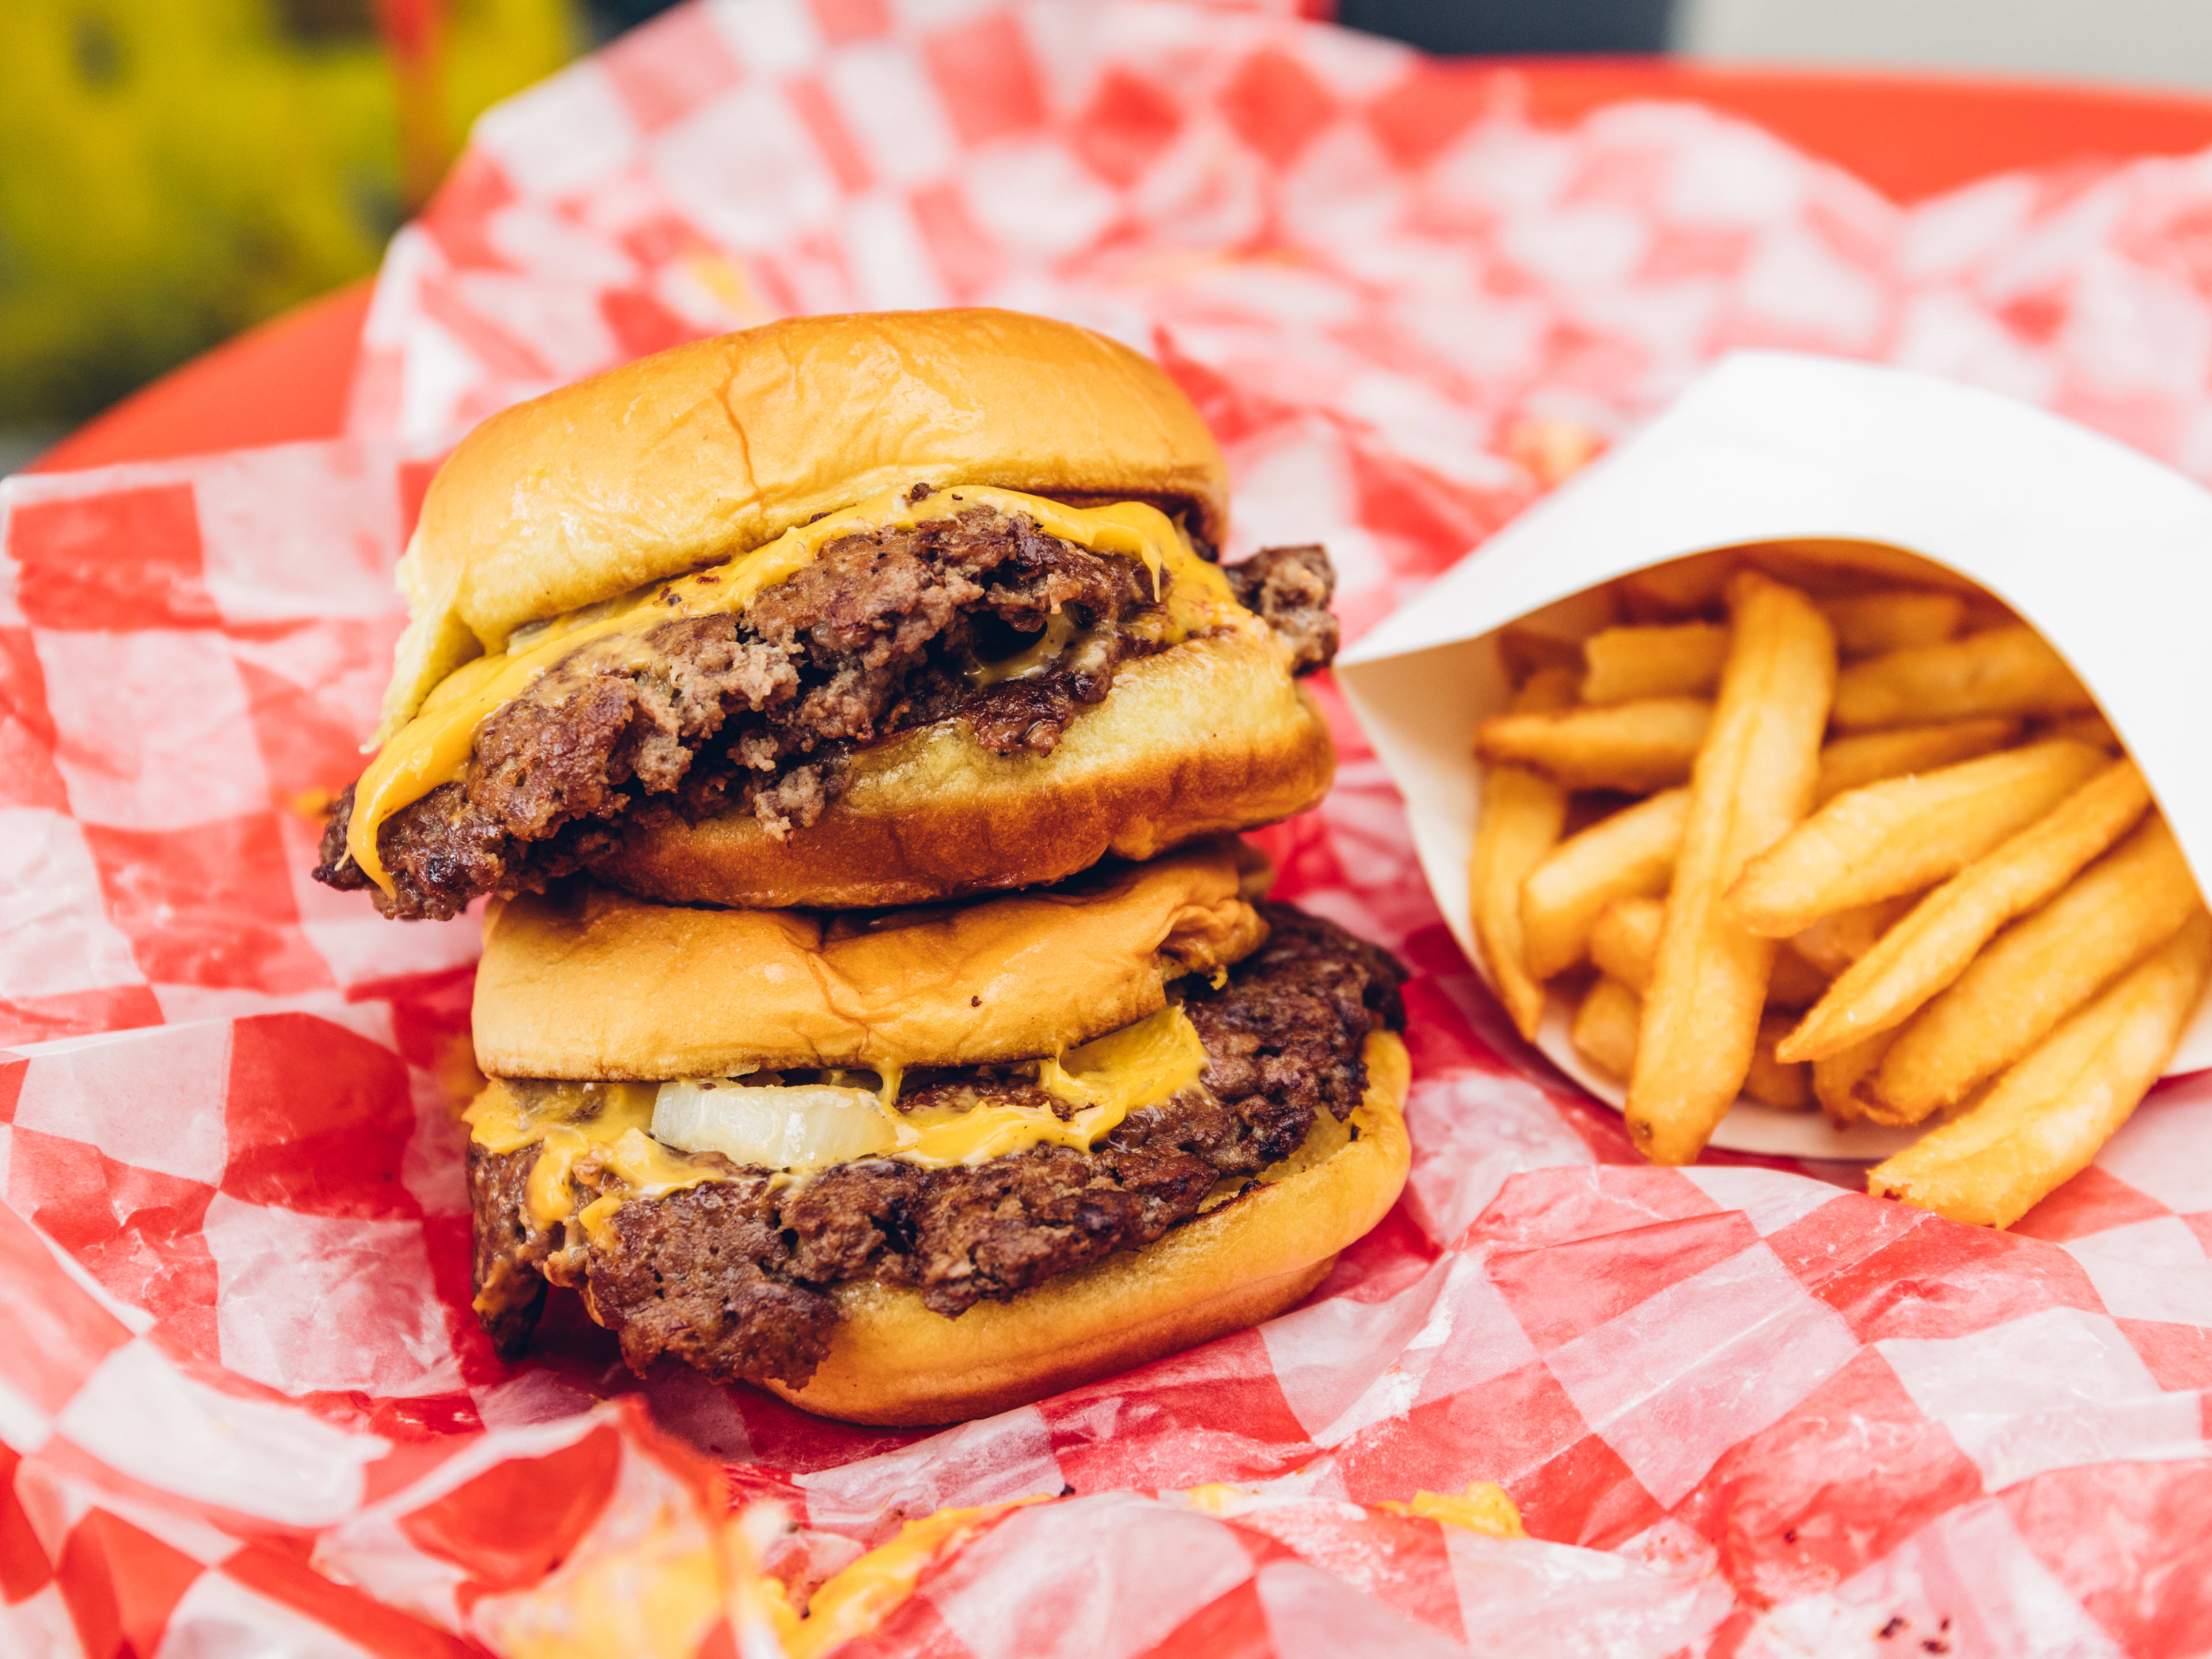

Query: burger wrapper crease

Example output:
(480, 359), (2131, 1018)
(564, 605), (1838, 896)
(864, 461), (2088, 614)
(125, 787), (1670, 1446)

(10, 2), (2212, 1654)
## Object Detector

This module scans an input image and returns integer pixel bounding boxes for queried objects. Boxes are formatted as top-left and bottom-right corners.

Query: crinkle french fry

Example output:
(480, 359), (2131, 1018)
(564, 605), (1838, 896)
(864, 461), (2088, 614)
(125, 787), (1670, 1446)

(1728, 739), (2108, 937)
(1580, 623), (1729, 704)
(1745, 1014), (1812, 1109)
(1767, 942), (1831, 1011)
(1813, 719), (2020, 806)
(2036, 712), (2122, 752)
(1627, 572), (1836, 1165)
(1571, 975), (1643, 1083)
(1815, 1029), (1896, 1124)
(1870, 815), (2202, 1123)
(1820, 590), (1967, 657)
(1520, 789), (1690, 980)
(1869, 911), (2212, 1228)
(1589, 896), (1663, 993)
(1779, 760), (2153, 1063)
(1469, 668), (1578, 1041)
(1790, 894), (1920, 978)
(1474, 696), (1713, 793)
(1831, 624), (2094, 729)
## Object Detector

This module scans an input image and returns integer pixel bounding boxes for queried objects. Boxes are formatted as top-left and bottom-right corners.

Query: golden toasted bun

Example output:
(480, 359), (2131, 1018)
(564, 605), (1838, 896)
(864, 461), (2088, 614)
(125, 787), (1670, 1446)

(474, 838), (1271, 1080)
(381, 309), (1229, 738)
(595, 627), (1334, 911)
(767, 1032), (1411, 1426)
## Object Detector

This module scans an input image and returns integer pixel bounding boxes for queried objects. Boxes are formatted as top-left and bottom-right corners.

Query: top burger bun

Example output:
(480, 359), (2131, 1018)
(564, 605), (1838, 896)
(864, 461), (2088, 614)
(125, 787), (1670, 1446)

(378, 308), (1230, 739)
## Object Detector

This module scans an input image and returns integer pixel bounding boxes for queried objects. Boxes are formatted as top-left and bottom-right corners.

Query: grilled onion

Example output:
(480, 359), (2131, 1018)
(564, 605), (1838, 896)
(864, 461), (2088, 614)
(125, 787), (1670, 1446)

(651, 1081), (895, 1171)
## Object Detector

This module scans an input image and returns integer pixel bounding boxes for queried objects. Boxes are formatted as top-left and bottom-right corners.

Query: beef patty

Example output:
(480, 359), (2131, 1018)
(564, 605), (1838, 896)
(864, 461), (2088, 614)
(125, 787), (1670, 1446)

(468, 904), (1404, 1389)
(315, 497), (1338, 921)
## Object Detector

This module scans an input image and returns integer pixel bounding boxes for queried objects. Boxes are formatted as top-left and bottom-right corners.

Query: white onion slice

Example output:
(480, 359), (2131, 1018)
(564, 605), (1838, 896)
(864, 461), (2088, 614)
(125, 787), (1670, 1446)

(652, 1081), (896, 1171)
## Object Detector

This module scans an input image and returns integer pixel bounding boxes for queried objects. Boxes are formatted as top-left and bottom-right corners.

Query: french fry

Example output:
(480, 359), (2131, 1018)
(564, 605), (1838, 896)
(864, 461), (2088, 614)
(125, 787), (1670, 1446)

(1498, 624), (1586, 687)
(1580, 623), (1729, 703)
(1745, 1014), (1812, 1109)
(1814, 1029), (1895, 1124)
(1520, 788), (1690, 980)
(1589, 891), (1827, 1014)
(1790, 894), (1919, 978)
(1831, 624), (2094, 729)
(1821, 589), (1967, 657)
(2037, 713), (2122, 752)
(1869, 815), (2202, 1123)
(1474, 697), (1713, 793)
(1626, 571), (1836, 1164)
(1779, 760), (2154, 1063)
(1728, 739), (2109, 937)
(1813, 718), (2019, 806)
(1959, 589), (2021, 630)
(1469, 668), (1578, 1041)
(1571, 976), (1643, 1082)
(1618, 550), (1737, 619)
(1589, 896), (1662, 993)
(1749, 540), (1983, 595)
(1868, 911), (2212, 1228)
(1767, 942), (1831, 1010)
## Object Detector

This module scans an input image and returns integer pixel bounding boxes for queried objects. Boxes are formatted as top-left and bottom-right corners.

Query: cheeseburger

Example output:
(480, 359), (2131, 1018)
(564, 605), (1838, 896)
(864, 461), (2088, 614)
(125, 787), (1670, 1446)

(464, 840), (1409, 1425)
(313, 308), (1339, 918)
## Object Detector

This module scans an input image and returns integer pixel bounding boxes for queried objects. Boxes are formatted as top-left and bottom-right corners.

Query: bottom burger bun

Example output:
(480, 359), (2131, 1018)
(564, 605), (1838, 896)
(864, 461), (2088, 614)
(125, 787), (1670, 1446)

(593, 628), (1334, 911)
(763, 1031), (1410, 1426)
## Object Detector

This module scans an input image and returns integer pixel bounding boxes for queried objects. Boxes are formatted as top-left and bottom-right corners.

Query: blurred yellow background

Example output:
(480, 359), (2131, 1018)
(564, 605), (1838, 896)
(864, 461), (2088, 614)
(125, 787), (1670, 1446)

(1, 0), (584, 444)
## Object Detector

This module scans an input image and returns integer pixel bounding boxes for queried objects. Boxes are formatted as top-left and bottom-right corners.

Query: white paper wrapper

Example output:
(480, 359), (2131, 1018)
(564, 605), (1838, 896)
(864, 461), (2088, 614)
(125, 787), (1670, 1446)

(1338, 350), (2212, 1158)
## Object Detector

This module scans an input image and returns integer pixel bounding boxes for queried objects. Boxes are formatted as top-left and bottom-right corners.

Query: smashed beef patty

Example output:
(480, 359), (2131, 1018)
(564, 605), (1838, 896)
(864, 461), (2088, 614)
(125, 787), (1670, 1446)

(315, 499), (1341, 921)
(468, 904), (1404, 1390)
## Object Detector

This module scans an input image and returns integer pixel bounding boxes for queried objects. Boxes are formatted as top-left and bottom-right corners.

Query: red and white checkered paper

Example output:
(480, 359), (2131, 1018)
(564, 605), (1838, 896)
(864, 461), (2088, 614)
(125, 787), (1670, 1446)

(11, 1), (2212, 1653)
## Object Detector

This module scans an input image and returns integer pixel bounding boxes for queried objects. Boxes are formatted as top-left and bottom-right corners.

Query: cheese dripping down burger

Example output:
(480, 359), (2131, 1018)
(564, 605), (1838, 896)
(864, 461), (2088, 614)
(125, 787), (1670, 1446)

(312, 308), (1339, 919)
(465, 839), (1410, 1426)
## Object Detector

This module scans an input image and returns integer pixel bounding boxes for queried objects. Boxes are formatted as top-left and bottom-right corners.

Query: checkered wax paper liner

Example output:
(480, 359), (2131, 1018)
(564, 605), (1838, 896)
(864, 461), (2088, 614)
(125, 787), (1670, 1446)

(9, 1), (2212, 1653)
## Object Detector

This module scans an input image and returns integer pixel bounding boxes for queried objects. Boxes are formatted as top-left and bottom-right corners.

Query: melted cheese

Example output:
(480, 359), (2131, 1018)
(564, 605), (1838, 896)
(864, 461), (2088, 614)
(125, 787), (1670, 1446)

(968, 608), (1078, 687)
(1182, 1483), (1256, 1515)
(778, 1498), (1046, 1659)
(465, 1082), (725, 1234)
(1377, 1483), (1526, 1538)
(347, 486), (1237, 892)
(468, 1003), (1210, 1229)
(887, 1003), (1208, 1169)
(480, 1519), (727, 1659)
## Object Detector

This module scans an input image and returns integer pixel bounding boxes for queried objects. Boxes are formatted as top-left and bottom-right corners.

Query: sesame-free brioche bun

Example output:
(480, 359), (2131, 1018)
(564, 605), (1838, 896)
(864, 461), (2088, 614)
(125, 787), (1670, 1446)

(474, 837), (1272, 1081)
(595, 624), (1335, 911)
(380, 308), (1230, 738)
(766, 1031), (1409, 1426)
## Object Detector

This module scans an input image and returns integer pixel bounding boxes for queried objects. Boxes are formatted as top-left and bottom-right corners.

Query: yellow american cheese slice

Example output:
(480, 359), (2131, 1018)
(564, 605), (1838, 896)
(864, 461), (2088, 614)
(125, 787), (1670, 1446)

(464, 1003), (1213, 1238)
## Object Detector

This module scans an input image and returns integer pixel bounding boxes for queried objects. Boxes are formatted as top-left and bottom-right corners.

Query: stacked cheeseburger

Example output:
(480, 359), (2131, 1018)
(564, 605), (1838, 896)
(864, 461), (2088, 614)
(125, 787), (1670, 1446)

(315, 309), (1411, 1425)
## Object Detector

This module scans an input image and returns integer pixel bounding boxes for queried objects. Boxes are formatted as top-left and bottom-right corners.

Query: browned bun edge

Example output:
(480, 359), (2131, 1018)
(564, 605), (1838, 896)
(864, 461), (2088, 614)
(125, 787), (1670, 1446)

(764, 1031), (1411, 1427)
(472, 837), (1272, 1080)
(595, 628), (1335, 911)
(382, 309), (1229, 736)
